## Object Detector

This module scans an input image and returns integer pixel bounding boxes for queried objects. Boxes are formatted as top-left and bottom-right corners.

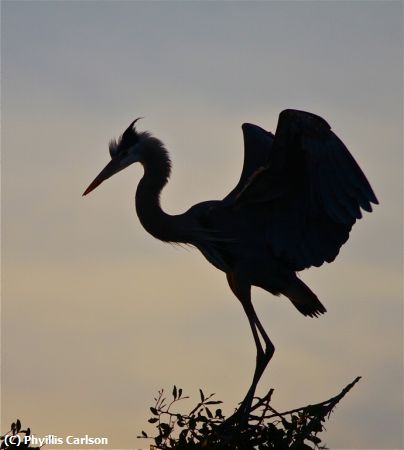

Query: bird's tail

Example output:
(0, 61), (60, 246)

(283, 277), (327, 318)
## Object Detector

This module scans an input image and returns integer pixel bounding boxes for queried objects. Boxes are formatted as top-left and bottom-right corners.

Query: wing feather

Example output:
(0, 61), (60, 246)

(229, 109), (378, 271)
(223, 123), (274, 202)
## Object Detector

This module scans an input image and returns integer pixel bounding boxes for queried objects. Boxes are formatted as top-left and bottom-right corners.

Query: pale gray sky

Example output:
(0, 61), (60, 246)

(2, 1), (403, 449)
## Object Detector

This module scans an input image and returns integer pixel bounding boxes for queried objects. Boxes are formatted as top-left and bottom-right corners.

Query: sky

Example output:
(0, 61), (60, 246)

(1, 1), (403, 449)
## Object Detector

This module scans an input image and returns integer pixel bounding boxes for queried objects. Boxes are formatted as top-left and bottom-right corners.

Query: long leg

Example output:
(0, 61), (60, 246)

(226, 272), (275, 424)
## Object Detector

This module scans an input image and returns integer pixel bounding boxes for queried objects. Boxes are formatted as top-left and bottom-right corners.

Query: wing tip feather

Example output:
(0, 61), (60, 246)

(279, 109), (331, 131)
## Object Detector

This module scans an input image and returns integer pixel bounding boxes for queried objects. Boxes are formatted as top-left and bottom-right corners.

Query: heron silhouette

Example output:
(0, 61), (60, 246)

(83, 109), (377, 423)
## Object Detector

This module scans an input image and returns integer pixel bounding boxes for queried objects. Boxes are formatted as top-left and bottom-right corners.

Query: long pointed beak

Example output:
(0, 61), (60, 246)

(83, 159), (122, 196)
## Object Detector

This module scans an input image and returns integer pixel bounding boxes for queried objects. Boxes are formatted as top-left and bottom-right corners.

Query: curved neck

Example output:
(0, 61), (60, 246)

(135, 140), (186, 243)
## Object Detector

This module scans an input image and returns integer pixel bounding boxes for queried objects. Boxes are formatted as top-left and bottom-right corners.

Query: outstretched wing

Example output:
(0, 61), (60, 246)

(223, 123), (274, 202)
(229, 109), (378, 271)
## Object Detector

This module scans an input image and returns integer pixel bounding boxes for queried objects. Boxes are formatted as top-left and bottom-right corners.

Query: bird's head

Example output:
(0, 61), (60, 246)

(83, 118), (148, 196)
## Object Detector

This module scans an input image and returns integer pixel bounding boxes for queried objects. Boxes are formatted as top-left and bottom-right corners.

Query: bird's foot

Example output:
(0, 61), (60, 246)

(216, 400), (251, 433)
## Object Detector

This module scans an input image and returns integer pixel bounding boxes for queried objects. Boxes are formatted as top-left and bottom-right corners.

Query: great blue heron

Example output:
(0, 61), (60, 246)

(83, 109), (377, 423)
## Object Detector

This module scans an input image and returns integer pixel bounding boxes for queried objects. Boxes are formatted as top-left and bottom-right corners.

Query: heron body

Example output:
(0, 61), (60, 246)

(84, 109), (377, 422)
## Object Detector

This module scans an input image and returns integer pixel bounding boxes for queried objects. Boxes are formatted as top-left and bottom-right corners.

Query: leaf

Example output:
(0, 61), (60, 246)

(179, 429), (189, 440)
(141, 431), (148, 438)
(310, 420), (324, 433)
(204, 407), (213, 418)
(196, 415), (207, 422)
(172, 385), (177, 400)
(159, 423), (172, 438)
(16, 420), (21, 433)
(307, 435), (322, 444)
(199, 389), (205, 402)
(148, 418), (158, 423)
(281, 417), (291, 430)
(178, 388), (183, 398)
(205, 400), (222, 405)
(189, 417), (196, 429)
(150, 407), (158, 416)
(26, 428), (31, 437)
